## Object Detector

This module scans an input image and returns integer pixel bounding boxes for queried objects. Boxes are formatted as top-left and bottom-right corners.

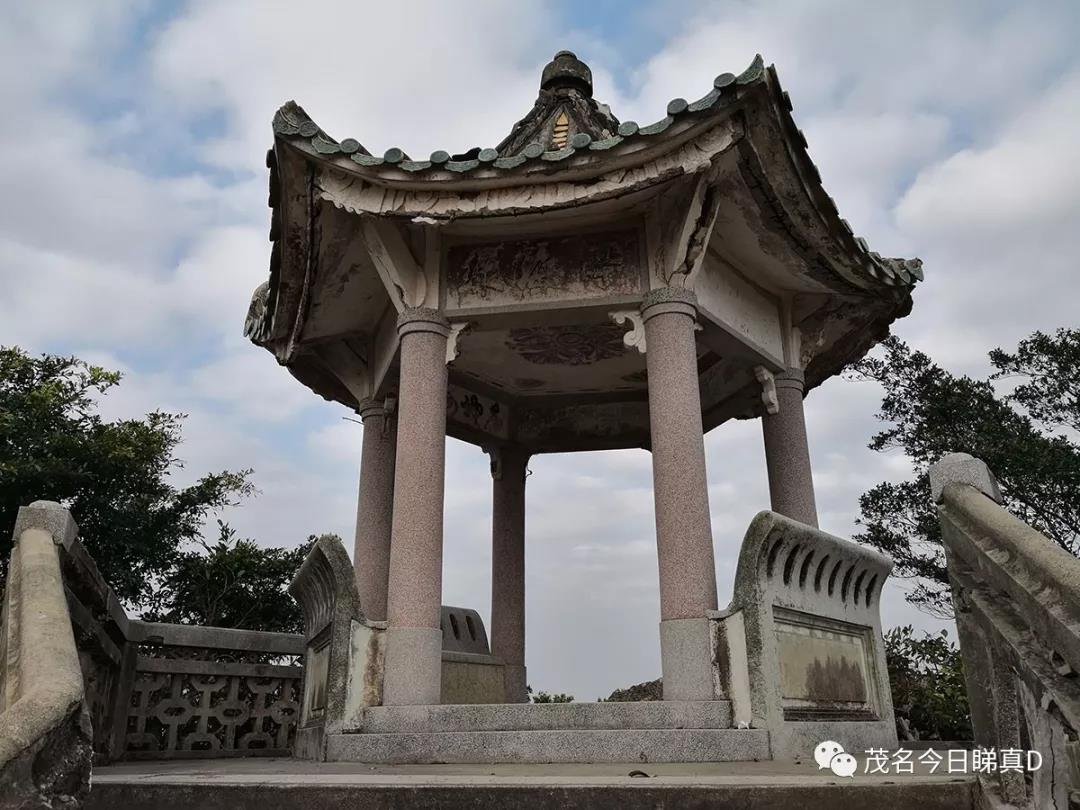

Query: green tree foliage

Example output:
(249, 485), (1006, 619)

(852, 332), (1080, 616)
(526, 686), (574, 704)
(0, 347), (254, 605)
(601, 678), (663, 702)
(990, 328), (1080, 434)
(142, 522), (319, 634)
(885, 625), (971, 741)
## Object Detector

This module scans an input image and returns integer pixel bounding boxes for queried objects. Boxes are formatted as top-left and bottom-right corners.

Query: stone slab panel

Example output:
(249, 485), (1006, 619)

(441, 657), (505, 705)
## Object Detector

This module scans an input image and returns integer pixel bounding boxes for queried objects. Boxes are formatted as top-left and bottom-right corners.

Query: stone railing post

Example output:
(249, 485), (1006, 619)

(1, 501), (92, 807)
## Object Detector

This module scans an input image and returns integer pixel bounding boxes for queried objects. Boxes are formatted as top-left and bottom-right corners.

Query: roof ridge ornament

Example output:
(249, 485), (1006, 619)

(495, 50), (618, 156)
(540, 50), (593, 97)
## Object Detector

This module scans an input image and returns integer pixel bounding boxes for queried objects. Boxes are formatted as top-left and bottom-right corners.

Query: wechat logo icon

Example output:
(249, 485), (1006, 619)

(814, 740), (857, 778)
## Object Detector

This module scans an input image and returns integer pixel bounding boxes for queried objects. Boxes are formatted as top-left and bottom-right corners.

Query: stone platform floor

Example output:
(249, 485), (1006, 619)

(88, 756), (978, 809)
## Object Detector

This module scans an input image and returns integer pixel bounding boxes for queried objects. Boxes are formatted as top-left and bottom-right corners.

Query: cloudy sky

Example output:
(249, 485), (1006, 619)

(3, 0), (1078, 700)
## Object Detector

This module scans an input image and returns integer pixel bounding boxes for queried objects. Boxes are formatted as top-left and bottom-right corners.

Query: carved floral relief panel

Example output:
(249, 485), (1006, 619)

(505, 323), (627, 366)
(446, 384), (509, 439)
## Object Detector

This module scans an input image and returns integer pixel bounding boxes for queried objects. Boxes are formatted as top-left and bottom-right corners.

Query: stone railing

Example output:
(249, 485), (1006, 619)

(120, 621), (302, 759)
(1, 501), (305, 781)
(0, 502), (93, 807)
(711, 510), (897, 759)
(931, 453), (1080, 809)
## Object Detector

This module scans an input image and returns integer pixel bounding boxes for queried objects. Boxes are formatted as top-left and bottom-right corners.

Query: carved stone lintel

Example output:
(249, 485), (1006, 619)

(754, 366), (779, 415)
(609, 310), (646, 353)
(446, 322), (469, 364)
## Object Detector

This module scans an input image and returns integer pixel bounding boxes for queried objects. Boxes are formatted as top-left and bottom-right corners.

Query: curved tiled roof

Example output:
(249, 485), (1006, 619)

(272, 55), (769, 174)
(269, 53), (922, 291)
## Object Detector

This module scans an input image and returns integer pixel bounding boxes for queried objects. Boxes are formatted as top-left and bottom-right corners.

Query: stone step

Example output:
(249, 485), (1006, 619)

(356, 699), (733, 733)
(327, 727), (770, 764)
(87, 762), (978, 810)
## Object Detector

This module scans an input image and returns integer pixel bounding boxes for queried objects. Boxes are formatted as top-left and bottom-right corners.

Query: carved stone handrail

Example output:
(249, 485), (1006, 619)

(0, 502), (92, 808)
(932, 452), (1080, 809)
(122, 622), (303, 760)
(2, 498), (308, 776)
(128, 620), (305, 655)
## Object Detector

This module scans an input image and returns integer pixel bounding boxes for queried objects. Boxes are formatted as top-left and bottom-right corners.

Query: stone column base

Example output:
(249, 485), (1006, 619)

(383, 626), (442, 706)
(659, 618), (718, 701)
(502, 664), (528, 704)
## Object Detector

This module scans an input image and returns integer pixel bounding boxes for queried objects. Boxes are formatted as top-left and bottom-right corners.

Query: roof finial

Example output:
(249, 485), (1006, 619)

(541, 50), (592, 97)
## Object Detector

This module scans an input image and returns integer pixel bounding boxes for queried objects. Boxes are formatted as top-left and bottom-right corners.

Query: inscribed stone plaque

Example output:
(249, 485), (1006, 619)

(304, 640), (330, 718)
(445, 229), (642, 309)
(774, 611), (877, 720)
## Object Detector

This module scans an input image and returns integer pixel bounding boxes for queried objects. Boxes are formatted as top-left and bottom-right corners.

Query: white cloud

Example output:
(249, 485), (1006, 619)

(150, 0), (557, 170)
(898, 70), (1080, 235)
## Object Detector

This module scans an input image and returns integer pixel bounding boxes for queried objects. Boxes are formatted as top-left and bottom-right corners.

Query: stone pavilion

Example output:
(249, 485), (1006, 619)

(244, 51), (920, 762)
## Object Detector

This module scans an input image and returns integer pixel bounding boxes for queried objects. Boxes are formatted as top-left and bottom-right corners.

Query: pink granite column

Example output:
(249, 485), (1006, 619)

(489, 446), (530, 703)
(641, 287), (719, 701)
(383, 307), (451, 706)
(352, 401), (396, 622)
(761, 369), (819, 528)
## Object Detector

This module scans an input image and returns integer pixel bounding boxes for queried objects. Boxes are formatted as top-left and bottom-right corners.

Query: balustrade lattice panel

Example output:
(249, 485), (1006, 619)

(124, 646), (301, 759)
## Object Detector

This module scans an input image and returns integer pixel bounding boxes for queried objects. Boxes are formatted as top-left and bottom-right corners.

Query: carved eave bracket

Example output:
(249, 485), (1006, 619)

(315, 343), (374, 406)
(753, 365), (779, 415)
(483, 446), (503, 480)
(646, 168), (724, 291)
(446, 322), (469, 364)
(610, 310), (646, 353)
(673, 174), (724, 289)
(361, 218), (439, 311)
